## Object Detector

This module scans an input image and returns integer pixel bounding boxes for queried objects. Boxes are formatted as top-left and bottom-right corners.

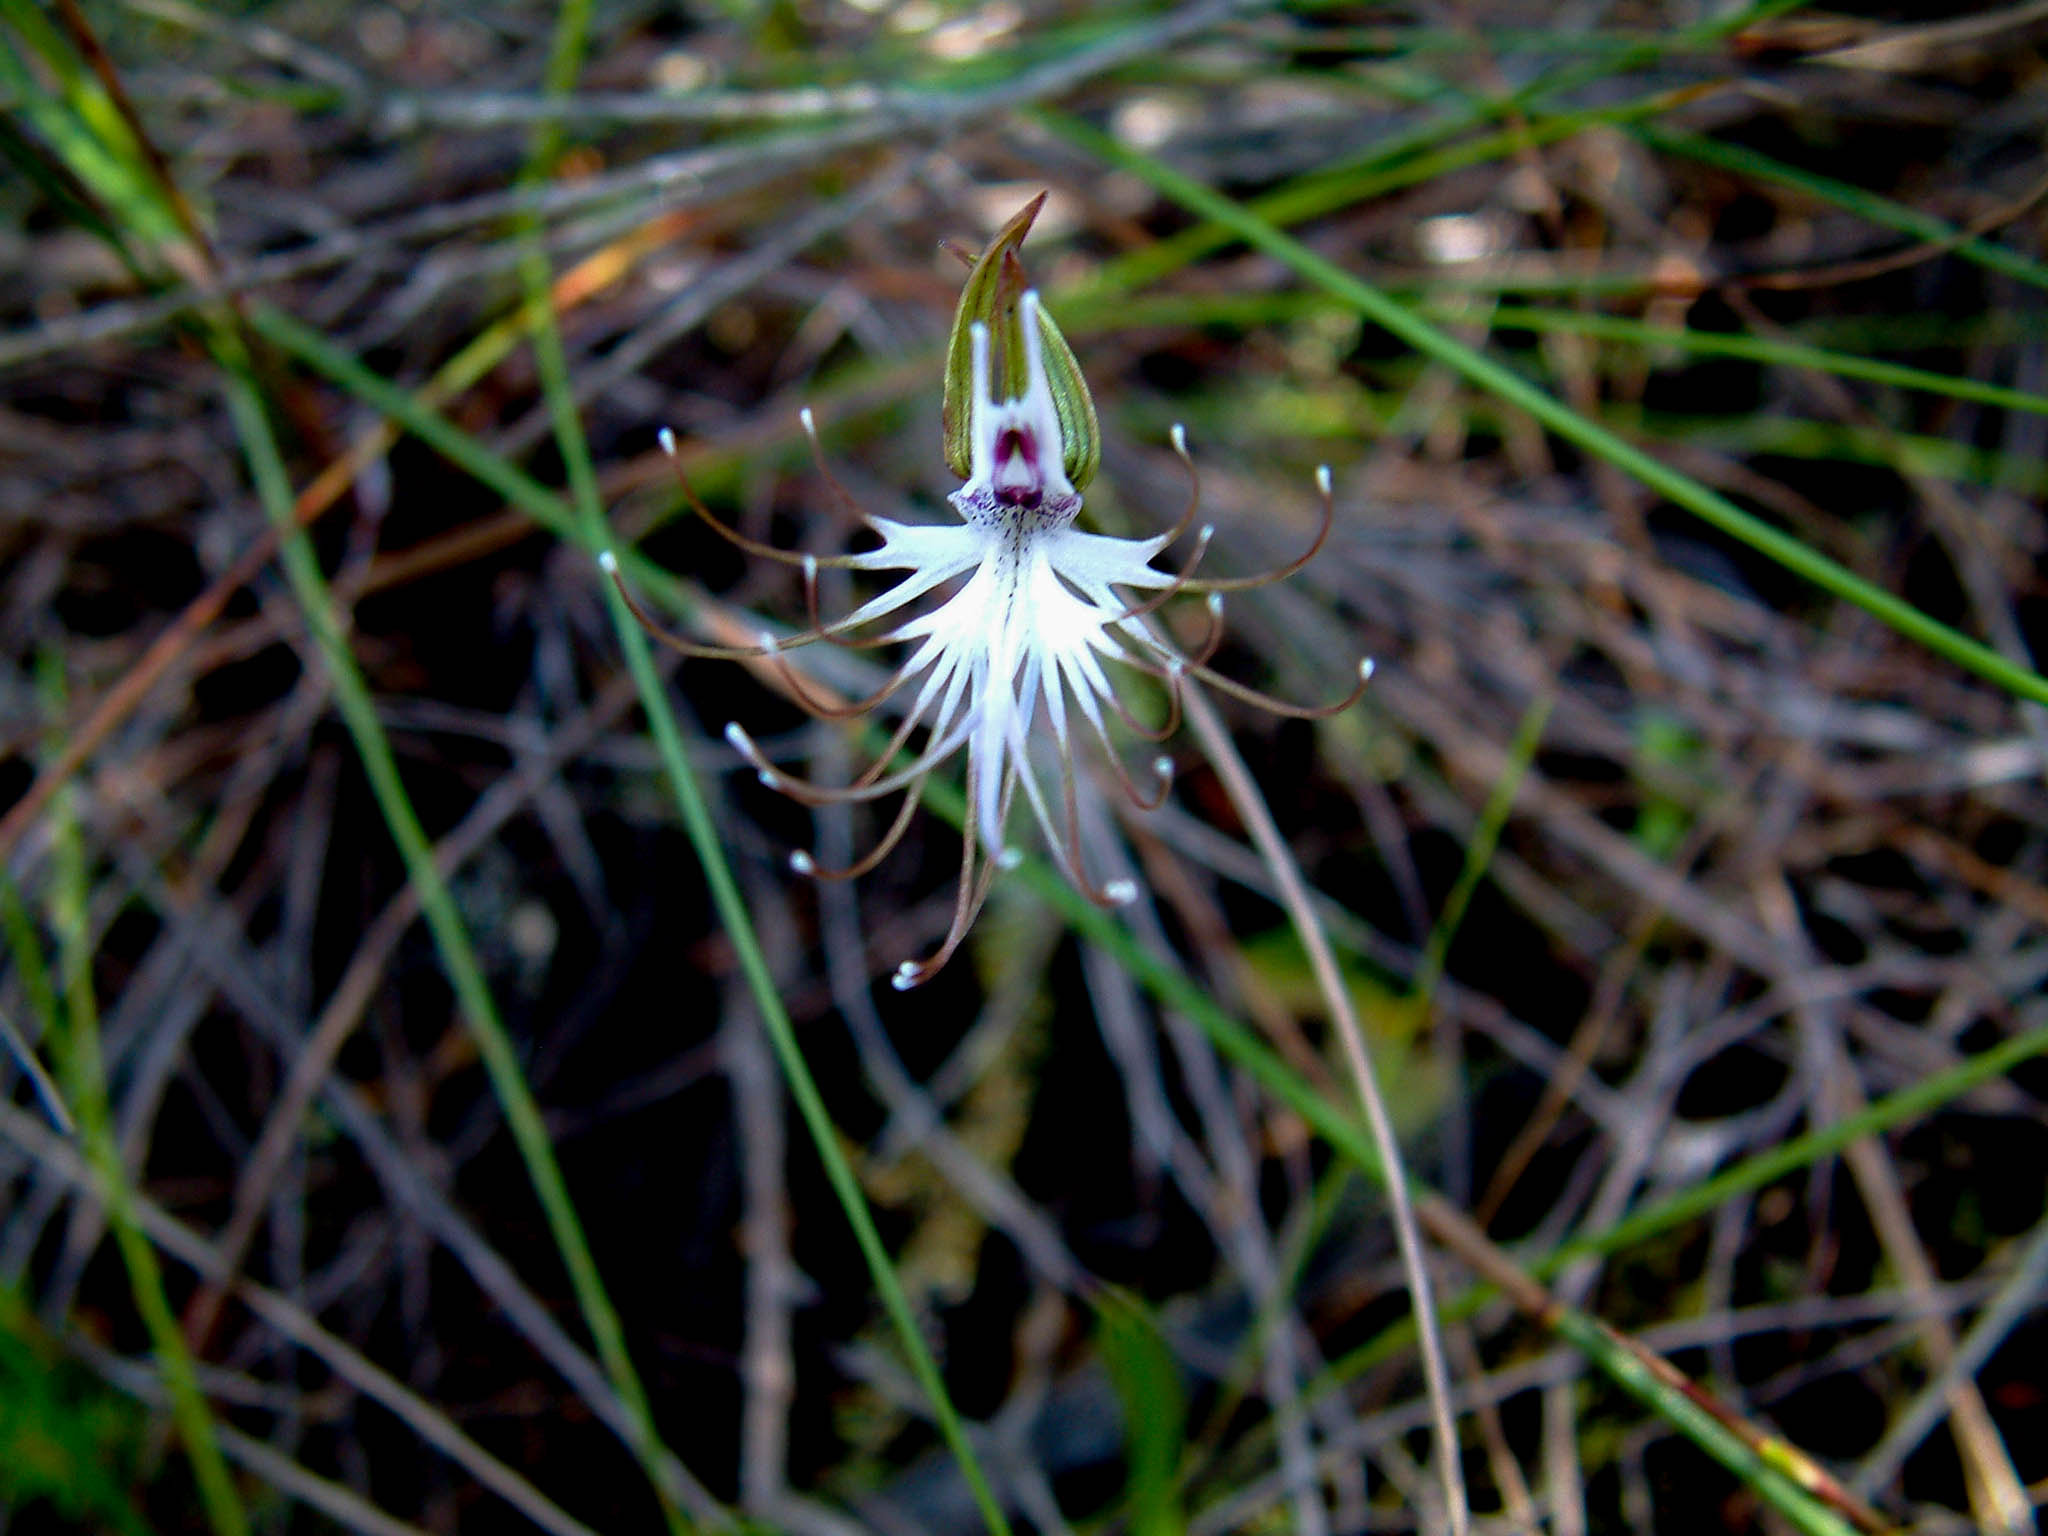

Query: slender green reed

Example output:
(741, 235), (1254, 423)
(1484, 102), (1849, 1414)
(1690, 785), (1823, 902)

(498, 2), (1011, 1523)
(46, 778), (250, 1536)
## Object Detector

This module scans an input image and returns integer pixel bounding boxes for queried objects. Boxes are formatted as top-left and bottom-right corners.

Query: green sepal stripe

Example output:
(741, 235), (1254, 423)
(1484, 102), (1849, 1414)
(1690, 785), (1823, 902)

(941, 192), (1100, 491)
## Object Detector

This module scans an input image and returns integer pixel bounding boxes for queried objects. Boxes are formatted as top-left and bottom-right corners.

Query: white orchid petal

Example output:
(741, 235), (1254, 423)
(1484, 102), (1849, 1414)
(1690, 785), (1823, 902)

(1044, 526), (1177, 587)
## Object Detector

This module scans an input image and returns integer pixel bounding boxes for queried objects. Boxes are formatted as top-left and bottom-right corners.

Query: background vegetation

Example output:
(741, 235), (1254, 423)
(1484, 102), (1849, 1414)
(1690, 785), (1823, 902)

(3, 1), (2046, 1532)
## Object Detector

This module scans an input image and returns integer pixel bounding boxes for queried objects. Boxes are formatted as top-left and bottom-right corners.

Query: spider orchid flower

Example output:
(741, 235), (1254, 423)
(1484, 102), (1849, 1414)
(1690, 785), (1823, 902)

(606, 195), (1371, 989)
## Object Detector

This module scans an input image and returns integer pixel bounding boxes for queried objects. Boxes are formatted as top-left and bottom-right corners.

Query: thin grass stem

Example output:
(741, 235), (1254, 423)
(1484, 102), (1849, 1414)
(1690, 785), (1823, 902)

(1410, 694), (1553, 1019)
(511, 5), (1010, 1525)
(1638, 124), (2048, 296)
(1178, 683), (1470, 1536)
(1008, 808), (1874, 1534)
(212, 345), (711, 1523)
(46, 783), (251, 1536)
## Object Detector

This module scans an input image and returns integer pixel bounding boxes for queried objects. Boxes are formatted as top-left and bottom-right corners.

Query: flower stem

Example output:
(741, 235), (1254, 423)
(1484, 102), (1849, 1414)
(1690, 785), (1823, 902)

(1179, 684), (1469, 1536)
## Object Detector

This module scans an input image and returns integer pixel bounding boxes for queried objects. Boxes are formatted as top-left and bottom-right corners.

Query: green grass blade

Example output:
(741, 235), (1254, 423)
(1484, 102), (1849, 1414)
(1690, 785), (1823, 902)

(0, 868), (62, 1051)
(988, 812), (1860, 1535)
(1543, 1308), (1863, 1536)
(0, 1), (184, 256)
(1638, 124), (2048, 296)
(1483, 303), (2048, 419)
(209, 339), (704, 1526)
(1071, 79), (1706, 311)
(507, 3), (1009, 1526)
(1039, 109), (2048, 708)
(1411, 693), (1552, 1018)
(498, 10), (704, 1521)
(590, 473), (1018, 1536)
(1096, 1290), (1189, 1536)
(45, 781), (250, 1536)
(244, 306), (576, 536)
(1550, 1013), (2048, 1277)
(1604, 409), (2048, 495)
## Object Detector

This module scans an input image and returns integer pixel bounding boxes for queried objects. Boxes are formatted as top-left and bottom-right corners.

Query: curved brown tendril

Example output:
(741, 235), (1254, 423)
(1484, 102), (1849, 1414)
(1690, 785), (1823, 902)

(796, 408), (926, 656)
(892, 757), (1007, 991)
(893, 850), (1002, 991)
(1114, 585), (1220, 700)
(759, 638), (920, 721)
(793, 552), (890, 653)
(658, 427), (863, 571)
(1106, 597), (1215, 680)
(1111, 585), (1222, 677)
(1098, 654), (1183, 743)
(1108, 530), (1210, 624)
(790, 789), (922, 882)
(602, 551), (822, 660)
(1057, 756), (1141, 909)
(727, 715), (972, 806)
(1184, 463), (1335, 593)
(1099, 744), (1175, 812)
(610, 495), (895, 663)
(821, 621), (920, 654)
(1107, 598), (1365, 723)
(851, 684), (966, 790)
(813, 602), (936, 655)
(1161, 422), (1205, 544)
(798, 408), (885, 540)
(1186, 591), (1226, 667)
(1182, 653), (1377, 719)
(1041, 671), (1172, 806)
(1074, 428), (1215, 634)
(998, 720), (1135, 912)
